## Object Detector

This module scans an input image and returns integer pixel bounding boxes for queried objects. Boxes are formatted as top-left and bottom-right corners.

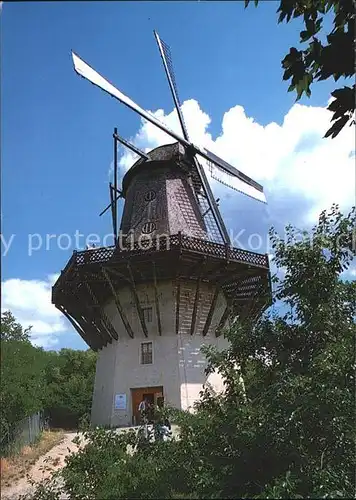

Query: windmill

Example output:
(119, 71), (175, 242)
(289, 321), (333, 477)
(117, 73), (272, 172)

(52, 32), (270, 428)
(71, 30), (266, 246)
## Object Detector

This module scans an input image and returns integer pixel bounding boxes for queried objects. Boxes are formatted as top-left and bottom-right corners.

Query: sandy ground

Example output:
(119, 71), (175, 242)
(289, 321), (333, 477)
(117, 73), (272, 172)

(1, 432), (80, 500)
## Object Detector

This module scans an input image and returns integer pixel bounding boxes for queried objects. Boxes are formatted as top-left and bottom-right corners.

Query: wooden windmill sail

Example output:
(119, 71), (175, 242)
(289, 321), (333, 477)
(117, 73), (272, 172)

(71, 30), (266, 245)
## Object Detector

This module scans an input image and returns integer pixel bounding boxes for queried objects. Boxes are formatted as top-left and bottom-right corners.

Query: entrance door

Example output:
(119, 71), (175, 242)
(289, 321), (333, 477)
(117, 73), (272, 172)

(131, 386), (163, 425)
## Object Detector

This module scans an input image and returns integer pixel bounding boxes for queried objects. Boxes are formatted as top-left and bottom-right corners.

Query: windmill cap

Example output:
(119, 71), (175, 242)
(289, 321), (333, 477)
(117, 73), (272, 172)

(121, 142), (185, 195)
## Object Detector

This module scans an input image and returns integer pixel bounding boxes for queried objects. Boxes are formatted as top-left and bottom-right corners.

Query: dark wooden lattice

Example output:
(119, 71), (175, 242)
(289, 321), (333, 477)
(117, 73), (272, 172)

(53, 232), (271, 350)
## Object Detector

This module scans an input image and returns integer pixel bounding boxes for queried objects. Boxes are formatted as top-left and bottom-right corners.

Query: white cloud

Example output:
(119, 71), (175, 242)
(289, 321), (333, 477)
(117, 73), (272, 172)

(1, 274), (67, 348)
(118, 100), (355, 225)
(341, 264), (356, 281)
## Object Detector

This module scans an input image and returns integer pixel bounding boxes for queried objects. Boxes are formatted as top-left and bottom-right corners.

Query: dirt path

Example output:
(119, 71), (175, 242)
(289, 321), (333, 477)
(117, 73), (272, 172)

(1, 426), (179, 499)
(1, 432), (80, 500)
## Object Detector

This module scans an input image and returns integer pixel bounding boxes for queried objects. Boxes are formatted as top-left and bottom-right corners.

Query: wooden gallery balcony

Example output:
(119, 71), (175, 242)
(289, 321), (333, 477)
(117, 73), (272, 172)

(52, 232), (271, 350)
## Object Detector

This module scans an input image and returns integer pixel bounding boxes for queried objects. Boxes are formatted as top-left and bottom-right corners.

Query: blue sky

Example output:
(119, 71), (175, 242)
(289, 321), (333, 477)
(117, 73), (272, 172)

(1, 1), (354, 349)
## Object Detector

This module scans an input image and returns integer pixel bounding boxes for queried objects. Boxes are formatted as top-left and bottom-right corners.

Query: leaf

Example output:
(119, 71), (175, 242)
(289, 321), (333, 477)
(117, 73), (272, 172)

(324, 115), (349, 138)
(273, 0), (355, 139)
(244, 0), (259, 7)
(300, 30), (311, 42)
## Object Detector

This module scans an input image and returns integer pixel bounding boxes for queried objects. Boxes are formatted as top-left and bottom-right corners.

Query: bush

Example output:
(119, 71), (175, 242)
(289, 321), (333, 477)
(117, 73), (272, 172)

(44, 426), (193, 499)
(43, 349), (97, 429)
(0, 313), (47, 454)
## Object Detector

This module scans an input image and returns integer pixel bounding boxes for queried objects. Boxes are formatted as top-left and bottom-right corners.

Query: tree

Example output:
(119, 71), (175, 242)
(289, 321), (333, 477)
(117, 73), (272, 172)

(0, 312), (47, 452)
(246, 0), (355, 138)
(0, 311), (97, 455)
(43, 348), (97, 428)
(0, 310), (31, 342)
(187, 204), (356, 498)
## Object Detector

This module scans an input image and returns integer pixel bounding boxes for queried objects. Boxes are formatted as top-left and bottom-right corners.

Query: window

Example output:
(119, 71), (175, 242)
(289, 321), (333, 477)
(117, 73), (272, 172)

(142, 306), (153, 323)
(141, 341), (153, 365)
(144, 190), (156, 202)
(142, 222), (156, 234)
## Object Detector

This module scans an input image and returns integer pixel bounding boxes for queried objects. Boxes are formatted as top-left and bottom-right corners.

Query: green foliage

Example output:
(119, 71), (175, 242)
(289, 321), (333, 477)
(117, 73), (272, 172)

(0, 312), (47, 452)
(1, 310), (32, 342)
(59, 427), (191, 499)
(245, 0), (355, 138)
(43, 348), (97, 428)
(19, 412), (195, 499)
(185, 205), (356, 498)
(0, 311), (97, 454)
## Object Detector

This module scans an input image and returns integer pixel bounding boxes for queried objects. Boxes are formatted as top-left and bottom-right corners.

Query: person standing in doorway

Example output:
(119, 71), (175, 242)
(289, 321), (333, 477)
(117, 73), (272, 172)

(138, 398), (147, 424)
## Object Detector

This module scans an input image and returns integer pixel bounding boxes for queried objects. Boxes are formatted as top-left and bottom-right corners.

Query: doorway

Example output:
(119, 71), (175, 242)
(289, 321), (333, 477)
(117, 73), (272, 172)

(131, 386), (163, 425)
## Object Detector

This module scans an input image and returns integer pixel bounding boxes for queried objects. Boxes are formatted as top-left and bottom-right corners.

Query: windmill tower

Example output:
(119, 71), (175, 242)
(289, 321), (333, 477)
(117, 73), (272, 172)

(52, 33), (271, 427)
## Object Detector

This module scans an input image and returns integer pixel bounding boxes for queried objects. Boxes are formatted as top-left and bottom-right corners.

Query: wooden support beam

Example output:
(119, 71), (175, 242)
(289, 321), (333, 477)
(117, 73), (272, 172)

(202, 286), (220, 337)
(152, 261), (162, 336)
(91, 296), (118, 341)
(84, 283), (112, 344)
(78, 307), (108, 346)
(103, 266), (130, 283)
(103, 316), (119, 341)
(74, 310), (104, 349)
(218, 270), (261, 291)
(85, 281), (118, 341)
(69, 284), (109, 347)
(236, 278), (270, 322)
(175, 278), (181, 335)
(190, 259), (205, 336)
(215, 306), (231, 337)
(127, 262), (148, 338)
(190, 277), (201, 335)
(56, 305), (98, 351)
(92, 315), (113, 345)
(185, 258), (206, 280)
(102, 268), (134, 339)
(106, 263), (146, 284)
(208, 261), (231, 281)
(174, 247), (183, 335)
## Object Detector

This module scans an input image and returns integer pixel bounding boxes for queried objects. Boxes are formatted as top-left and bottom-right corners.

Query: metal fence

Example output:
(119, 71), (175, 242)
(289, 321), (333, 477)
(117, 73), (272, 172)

(1, 411), (46, 456)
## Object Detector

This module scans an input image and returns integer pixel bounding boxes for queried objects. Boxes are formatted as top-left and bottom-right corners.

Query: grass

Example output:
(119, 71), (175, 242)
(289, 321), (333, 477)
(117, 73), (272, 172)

(0, 430), (65, 488)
